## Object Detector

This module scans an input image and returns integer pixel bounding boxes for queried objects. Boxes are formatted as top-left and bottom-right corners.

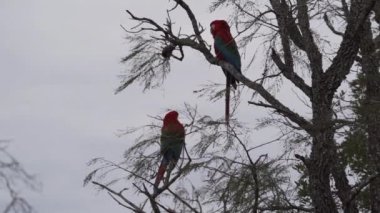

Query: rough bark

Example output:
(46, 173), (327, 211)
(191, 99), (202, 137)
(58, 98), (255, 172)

(331, 143), (359, 213)
(310, 1), (375, 212)
(374, 1), (380, 23)
(266, 0), (376, 212)
(298, 0), (375, 212)
(360, 18), (380, 213)
(308, 143), (337, 213)
(266, 0), (377, 211)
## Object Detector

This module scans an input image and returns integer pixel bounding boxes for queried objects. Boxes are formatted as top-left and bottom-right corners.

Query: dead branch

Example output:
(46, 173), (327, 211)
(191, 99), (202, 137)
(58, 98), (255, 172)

(92, 181), (145, 213)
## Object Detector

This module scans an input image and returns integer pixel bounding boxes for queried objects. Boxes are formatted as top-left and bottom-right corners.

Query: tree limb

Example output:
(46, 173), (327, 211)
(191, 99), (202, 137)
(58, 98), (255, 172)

(173, 0), (206, 46)
(92, 181), (145, 213)
(296, 0), (323, 78)
(269, 0), (306, 50)
(271, 49), (312, 98)
(258, 205), (313, 212)
(323, 13), (344, 36)
(323, 0), (376, 94)
(348, 173), (380, 204)
(166, 187), (200, 213)
(248, 100), (309, 131)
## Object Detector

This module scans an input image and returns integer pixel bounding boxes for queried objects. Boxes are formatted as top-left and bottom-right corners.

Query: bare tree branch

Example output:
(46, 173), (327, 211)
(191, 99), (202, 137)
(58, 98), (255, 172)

(270, 0), (306, 50)
(271, 49), (312, 97)
(258, 205), (313, 212)
(296, 0), (324, 79)
(348, 173), (380, 204)
(323, 0), (376, 94)
(323, 13), (344, 36)
(92, 181), (145, 213)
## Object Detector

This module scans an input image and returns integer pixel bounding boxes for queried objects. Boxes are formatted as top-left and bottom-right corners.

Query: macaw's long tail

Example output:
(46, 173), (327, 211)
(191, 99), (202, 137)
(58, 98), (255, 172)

(154, 163), (167, 188)
(225, 74), (231, 127)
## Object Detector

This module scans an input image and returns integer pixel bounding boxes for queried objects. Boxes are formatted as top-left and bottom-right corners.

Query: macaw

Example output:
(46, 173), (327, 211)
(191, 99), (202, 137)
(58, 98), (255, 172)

(210, 20), (241, 125)
(154, 111), (185, 192)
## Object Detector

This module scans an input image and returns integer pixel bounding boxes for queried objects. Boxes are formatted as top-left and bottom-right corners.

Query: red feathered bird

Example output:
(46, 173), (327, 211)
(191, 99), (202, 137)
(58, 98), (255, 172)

(154, 111), (185, 193)
(210, 20), (241, 125)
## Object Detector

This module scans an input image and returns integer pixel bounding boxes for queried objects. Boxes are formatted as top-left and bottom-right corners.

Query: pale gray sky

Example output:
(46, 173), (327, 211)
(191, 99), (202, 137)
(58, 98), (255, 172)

(0, 1), (307, 212)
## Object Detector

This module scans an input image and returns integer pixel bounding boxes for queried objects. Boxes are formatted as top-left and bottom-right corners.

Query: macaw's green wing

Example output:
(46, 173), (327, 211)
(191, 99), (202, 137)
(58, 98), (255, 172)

(160, 127), (184, 156)
(214, 35), (241, 72)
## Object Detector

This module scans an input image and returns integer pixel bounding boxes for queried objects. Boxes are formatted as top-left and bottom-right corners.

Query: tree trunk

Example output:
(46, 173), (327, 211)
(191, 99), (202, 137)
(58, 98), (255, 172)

(331, 143), (359, 213)
(308, 133), (338, 213)
(308, 95), (338, 213)
(360, 18), (380, 213)
(374, 1), (380, 23)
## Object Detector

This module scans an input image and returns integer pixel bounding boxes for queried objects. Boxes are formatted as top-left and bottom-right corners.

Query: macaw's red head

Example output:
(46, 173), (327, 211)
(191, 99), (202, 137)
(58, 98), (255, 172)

(163, 110), (179, 126)
(210, 20), (230, 37)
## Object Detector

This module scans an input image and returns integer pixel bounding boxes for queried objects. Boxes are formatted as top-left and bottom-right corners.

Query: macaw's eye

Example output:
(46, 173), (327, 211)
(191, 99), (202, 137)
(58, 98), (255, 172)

(211, 24), (215, 31)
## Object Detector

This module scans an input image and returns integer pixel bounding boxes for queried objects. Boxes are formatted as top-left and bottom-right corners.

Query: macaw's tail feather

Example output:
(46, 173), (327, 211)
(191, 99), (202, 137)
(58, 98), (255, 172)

(164, 161), (176, 185)
(230, 74), (237, 90)
(225, 74), (231, 127)
(154, 163), (167, 188)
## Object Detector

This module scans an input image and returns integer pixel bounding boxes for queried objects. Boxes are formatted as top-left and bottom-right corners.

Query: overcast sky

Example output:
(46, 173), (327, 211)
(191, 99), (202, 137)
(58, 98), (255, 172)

(0, 1), (307, 212)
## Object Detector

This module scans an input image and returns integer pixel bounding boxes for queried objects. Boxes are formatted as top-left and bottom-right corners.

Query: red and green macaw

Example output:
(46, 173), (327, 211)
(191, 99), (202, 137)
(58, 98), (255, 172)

(210, 20), (241, 125)
(154, 111), (185, 192)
